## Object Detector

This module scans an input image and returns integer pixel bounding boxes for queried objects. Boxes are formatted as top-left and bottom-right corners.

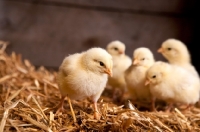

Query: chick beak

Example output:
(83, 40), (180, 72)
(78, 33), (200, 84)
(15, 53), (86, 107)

(145, 79), (151, 86)
(157, 48), (163, 53)
(119, 51), (124, 54)
(133, 59), (138, 65)
(104, 69), (112, 77)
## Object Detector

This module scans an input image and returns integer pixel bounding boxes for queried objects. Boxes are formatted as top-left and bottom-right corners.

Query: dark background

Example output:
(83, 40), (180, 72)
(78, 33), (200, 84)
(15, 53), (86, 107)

(0, 0), (199, 73)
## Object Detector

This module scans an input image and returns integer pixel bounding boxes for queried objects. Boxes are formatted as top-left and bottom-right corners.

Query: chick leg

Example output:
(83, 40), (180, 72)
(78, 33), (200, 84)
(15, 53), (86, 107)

(56, 96), (65, 114)
(91, 90), (103, 120)
(165, 103), (173, 113)
(119, 88), (126, 103)
(67, 97), (77, 122)
(93, 102), (101, 120)
(112, 87), (123, 103)
(151, 97), (156, 111)
(112, 87), (117, 100)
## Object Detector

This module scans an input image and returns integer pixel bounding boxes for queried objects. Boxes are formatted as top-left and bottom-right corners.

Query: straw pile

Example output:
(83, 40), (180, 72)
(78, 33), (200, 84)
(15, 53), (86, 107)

(0, 40), (200, 132)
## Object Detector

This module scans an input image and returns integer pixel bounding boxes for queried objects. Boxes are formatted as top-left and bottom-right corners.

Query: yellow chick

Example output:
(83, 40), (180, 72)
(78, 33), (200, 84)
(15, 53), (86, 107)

(158, 38), (199, 77)
(106, 40), (132, 100)
(57, 47), (113, 121)
(146, 61), (200, 111)
(124, 47), (155, 103)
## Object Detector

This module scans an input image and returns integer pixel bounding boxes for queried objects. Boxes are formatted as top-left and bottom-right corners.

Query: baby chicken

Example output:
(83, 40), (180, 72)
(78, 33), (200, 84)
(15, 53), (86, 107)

(106, 40), (132, 100)
(124, 47), (155, 106)
(158, 38), (199, 77)
(146, 61), (200, 111)
(57, 47), (113, 121)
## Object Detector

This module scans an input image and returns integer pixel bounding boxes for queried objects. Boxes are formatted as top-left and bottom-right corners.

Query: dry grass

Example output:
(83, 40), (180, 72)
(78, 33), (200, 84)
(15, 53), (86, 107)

(0, 40), (200, 132)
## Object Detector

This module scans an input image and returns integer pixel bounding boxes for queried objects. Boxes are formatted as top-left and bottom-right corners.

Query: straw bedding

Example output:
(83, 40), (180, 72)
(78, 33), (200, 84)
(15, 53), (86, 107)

(0, 40), (200, 132)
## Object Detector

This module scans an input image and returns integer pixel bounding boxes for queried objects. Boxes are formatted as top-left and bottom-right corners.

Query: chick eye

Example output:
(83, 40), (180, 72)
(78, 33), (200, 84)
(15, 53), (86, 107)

(141, 58), (145, 60)
(152, 75), (156, 78)
(99, 61), (105, 66)
(167, 48), (172, 51)
(113, 47), (118, 51)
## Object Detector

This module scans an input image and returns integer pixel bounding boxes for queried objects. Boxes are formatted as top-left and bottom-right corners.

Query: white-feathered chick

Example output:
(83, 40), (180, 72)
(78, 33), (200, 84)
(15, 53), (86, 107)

(124, 47), (155, 103)
(106, 40), (132, 100)
(57, 47), (113, 121)
(146, 61), (200, 111)
(158, 38), (199, 77)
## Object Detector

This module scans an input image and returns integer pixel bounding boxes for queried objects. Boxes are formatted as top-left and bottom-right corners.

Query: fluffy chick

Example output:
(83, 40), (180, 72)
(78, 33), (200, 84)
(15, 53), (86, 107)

(106, 40), (132, 100)
(57, 47), (113, 121)
(158, 38), (199, 77)
(146, 61), (200, 111)
(124, 47), (155, 105)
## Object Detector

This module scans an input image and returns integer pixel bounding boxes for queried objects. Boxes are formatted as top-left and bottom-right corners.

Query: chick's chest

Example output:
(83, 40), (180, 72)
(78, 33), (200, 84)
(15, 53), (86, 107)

(76, 72), (107, 95)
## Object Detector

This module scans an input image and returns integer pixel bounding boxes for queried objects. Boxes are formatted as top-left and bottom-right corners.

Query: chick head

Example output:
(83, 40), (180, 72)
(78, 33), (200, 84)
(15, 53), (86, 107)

(146, 61), (170, 85)
(158, 39), (190, 63)
(132, 47), (155, 67)
(83, 47), (113, 76)
(106, 40), (126, 56)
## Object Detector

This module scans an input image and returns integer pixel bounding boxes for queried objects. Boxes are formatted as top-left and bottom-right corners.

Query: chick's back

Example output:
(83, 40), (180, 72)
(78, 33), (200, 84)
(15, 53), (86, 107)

(172, 66), (200, 104)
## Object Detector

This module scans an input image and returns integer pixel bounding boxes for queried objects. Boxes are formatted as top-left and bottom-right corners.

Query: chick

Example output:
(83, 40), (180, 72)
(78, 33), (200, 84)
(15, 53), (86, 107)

(124, 47), (155, 106)
(57, 47), (113, 121)
(106, 40), (132, 101)
(146, 61), (200, 111)
(158, 38), (199, 77)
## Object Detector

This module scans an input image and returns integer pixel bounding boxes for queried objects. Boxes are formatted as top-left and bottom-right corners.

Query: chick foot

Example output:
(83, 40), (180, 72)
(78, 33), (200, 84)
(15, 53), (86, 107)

(93, 102), (101, 120)
(165, 103), (173, 113)
(94, 111), (101, 120)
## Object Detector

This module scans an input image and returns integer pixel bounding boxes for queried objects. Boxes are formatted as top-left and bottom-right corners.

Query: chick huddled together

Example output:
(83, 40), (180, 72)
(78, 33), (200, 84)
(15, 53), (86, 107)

(56, 38), (200, 122)
(148, 38), (200, 111)
(124, 47), (155, 108)
(106, 41), (132, 101)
